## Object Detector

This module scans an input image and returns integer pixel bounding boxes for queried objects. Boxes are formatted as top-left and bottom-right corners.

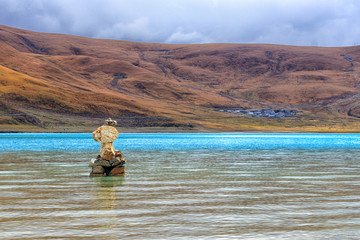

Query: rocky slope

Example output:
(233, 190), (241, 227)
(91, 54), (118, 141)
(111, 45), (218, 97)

(1, 24), (360, 132)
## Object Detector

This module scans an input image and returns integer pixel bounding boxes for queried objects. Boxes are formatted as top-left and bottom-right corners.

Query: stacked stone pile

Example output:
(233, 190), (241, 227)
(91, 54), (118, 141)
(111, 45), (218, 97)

(90, 118), (126, 177)
(89, 152), (126, 176)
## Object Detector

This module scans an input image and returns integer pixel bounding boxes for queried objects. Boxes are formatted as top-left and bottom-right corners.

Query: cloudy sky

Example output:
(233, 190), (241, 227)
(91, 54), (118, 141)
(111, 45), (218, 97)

(0, 0), (359, 46)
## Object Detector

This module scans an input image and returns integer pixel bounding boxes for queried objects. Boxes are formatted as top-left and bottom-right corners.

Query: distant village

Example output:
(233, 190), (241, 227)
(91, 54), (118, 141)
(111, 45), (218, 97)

(219, 109), (298, 118)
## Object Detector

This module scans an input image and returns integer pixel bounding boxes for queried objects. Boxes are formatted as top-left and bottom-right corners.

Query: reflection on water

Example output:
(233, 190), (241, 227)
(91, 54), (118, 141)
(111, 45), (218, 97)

(91, 176), (125, 210)
(0, 134), (360, 239)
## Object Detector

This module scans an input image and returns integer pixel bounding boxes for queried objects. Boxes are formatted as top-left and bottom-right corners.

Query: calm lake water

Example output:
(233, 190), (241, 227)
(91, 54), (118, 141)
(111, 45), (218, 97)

(1, 133), (360, 239)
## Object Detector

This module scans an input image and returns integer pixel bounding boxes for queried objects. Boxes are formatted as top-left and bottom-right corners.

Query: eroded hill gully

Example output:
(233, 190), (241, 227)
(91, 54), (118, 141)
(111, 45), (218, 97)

(19, 36), (48, 55)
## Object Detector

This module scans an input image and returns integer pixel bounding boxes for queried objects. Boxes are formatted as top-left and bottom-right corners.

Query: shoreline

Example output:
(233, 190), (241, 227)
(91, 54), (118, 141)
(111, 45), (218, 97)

(1, 130), (359, 134)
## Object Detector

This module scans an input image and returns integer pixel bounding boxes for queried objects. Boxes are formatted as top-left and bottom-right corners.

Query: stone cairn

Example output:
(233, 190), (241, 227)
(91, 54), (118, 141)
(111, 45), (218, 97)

(89, 118), (126, 176)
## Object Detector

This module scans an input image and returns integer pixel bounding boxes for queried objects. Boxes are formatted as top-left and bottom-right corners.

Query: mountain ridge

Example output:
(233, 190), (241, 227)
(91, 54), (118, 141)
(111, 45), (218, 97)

(1, 24), (360, 132)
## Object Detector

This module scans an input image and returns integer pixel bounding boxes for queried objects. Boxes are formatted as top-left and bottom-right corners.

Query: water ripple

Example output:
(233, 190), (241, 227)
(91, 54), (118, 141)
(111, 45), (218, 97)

(1, 134), (360, 239)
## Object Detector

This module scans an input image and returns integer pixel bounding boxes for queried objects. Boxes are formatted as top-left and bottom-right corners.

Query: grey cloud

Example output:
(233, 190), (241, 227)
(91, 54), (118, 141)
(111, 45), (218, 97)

(0, 0), (359, 46)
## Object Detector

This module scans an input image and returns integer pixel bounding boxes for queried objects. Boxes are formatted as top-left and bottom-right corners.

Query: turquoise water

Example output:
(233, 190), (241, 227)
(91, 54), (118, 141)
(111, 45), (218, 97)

(1, 133), (360, 239)
(1, 133), (360, 151)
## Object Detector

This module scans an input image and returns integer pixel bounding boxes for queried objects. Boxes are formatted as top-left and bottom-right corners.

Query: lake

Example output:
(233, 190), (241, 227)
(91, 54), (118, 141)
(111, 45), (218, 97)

(1, 133), (360, 239)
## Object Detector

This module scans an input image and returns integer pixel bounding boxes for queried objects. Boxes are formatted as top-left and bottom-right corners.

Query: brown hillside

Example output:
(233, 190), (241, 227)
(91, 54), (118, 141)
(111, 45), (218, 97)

(1, 24), (360, 132)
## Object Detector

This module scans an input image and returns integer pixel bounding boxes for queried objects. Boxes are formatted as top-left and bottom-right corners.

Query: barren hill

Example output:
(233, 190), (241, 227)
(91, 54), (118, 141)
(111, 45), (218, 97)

(1, 24), (360, 132)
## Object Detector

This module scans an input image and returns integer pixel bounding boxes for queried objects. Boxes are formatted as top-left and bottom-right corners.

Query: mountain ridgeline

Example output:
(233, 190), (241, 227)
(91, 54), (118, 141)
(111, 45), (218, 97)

(1, 25), (360, 132)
